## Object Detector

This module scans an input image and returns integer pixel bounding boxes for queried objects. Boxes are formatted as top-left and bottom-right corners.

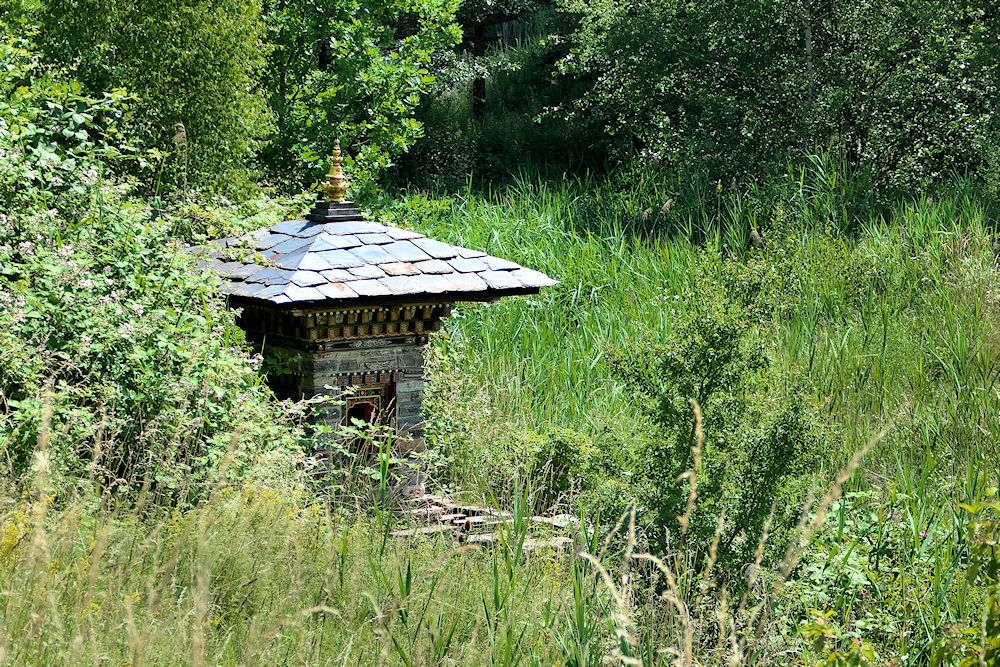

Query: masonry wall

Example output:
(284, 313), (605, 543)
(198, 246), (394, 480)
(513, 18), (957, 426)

(306, 342), (426, 439)
(235, 301), (453, 445)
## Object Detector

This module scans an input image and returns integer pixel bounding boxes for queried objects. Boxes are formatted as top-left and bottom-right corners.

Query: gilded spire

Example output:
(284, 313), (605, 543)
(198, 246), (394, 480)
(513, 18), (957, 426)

(320, 140), (348, 203)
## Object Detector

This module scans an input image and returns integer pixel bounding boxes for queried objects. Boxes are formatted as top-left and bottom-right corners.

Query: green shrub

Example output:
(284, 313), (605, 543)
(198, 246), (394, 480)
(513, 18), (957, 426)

(477, 426), (596, 505)
(0, 30), (138, 210)
(610, 274), (825, 562)
(0, 189), (303, 496)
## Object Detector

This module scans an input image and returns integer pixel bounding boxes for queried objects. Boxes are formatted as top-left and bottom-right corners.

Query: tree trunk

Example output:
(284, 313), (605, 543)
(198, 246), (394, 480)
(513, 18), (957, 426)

(472, 23), (487, 118)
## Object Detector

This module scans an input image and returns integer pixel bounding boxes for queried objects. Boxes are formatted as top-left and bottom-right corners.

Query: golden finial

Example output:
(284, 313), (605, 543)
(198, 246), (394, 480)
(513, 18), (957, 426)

(320, 140), (348, 203)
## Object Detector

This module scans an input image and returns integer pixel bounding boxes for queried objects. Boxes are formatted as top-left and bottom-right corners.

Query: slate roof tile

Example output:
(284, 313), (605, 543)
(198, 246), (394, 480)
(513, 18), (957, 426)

(252, 267), (293, 286)
(384, 241), (431, 262)
(449, 257), (488, 273)
(411, 237), (460, 259)
(381, 275), (423, 294)
(444, 272), (489, 292)
(457, 247), (487, 259)
(217, 261), (246, 276)
(299, 253), (338, 272)
(315, 249), (365, 269)
(349, 244), (396, 264)
(271, 219), (312, 235)
(230, 263), (265, 280)
(320, 268), (357, 282)
(482, 256), (520, 271)
(317, 282), (359, 299)
(196, 258), (225, 272)
(282, 285), (325, 302)
(386, 228), (422, 240)
(410, 274), (452, 293)
(271, 249), (306, 269)
(229, 282), (268, 298)
(291, 270), (326, 287)
(254, 233), (287, 250)
(350, 264), (387, 279)
(255, 284), (287, 299)
(275, 249), (335, 272)
(292, 223), (325, 238)
(414, 259), (452, 274)
(324, 221), (386, 235)
(350, 279), (393, 297)
(510, 268), (558, 287)
(381, 262), (419, 276)
(312, 233), (361, 251)
(358, 233), (393, 245)
(270, 236), (313, 255)
(480, 269), (523, 290)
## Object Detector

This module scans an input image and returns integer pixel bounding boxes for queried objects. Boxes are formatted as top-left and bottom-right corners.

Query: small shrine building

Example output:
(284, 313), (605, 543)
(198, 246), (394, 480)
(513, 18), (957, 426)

(197, 143), (556, 445)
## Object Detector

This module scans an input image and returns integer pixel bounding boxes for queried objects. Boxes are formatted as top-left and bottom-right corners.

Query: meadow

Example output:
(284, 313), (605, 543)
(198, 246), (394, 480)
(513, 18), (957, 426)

(3, 166), (999, 665)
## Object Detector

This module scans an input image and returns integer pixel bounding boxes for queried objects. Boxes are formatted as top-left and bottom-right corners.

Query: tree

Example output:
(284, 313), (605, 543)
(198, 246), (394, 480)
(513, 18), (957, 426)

(454, 0), (537, 117)
(25, 0), (462, 193)
(555, 0), (1000, 191)
(33, 0), (271, 191)
(259, 0), (461, 190)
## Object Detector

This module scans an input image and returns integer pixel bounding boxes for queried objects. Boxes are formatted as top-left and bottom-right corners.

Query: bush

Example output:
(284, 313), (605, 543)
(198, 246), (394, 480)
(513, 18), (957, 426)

(30, 0), (271, 192)
(0, 126), (303, 497)
(475, 426), (596, 506)
(0, 194), (307, 495)
(610, 273), (825, 562)
(0, 30), (138, 210)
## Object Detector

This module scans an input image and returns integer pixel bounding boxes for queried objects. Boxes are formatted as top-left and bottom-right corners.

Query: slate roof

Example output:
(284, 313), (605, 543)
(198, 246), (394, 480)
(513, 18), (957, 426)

(195, 201), (558, 306)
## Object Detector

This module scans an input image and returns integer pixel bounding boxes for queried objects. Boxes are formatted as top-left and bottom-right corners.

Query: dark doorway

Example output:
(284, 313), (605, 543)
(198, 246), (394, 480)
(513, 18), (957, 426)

(346, 400), (376, 425)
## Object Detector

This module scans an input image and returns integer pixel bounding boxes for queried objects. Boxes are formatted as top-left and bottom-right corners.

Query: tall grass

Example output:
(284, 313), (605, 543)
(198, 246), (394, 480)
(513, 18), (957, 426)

(395, 171), (1000, 480)
(0, 469), (580, 664)
(3, 406), (994, 664)
(379, 167), (1000, 660)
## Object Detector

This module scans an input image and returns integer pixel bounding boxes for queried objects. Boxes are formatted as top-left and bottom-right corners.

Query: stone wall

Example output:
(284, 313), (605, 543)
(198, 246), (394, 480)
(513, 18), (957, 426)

(235, 301), (454, 445)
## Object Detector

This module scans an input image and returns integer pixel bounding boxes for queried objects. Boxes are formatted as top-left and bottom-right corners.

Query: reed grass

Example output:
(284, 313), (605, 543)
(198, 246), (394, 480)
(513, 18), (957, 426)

(402, 173), (1000, 486)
